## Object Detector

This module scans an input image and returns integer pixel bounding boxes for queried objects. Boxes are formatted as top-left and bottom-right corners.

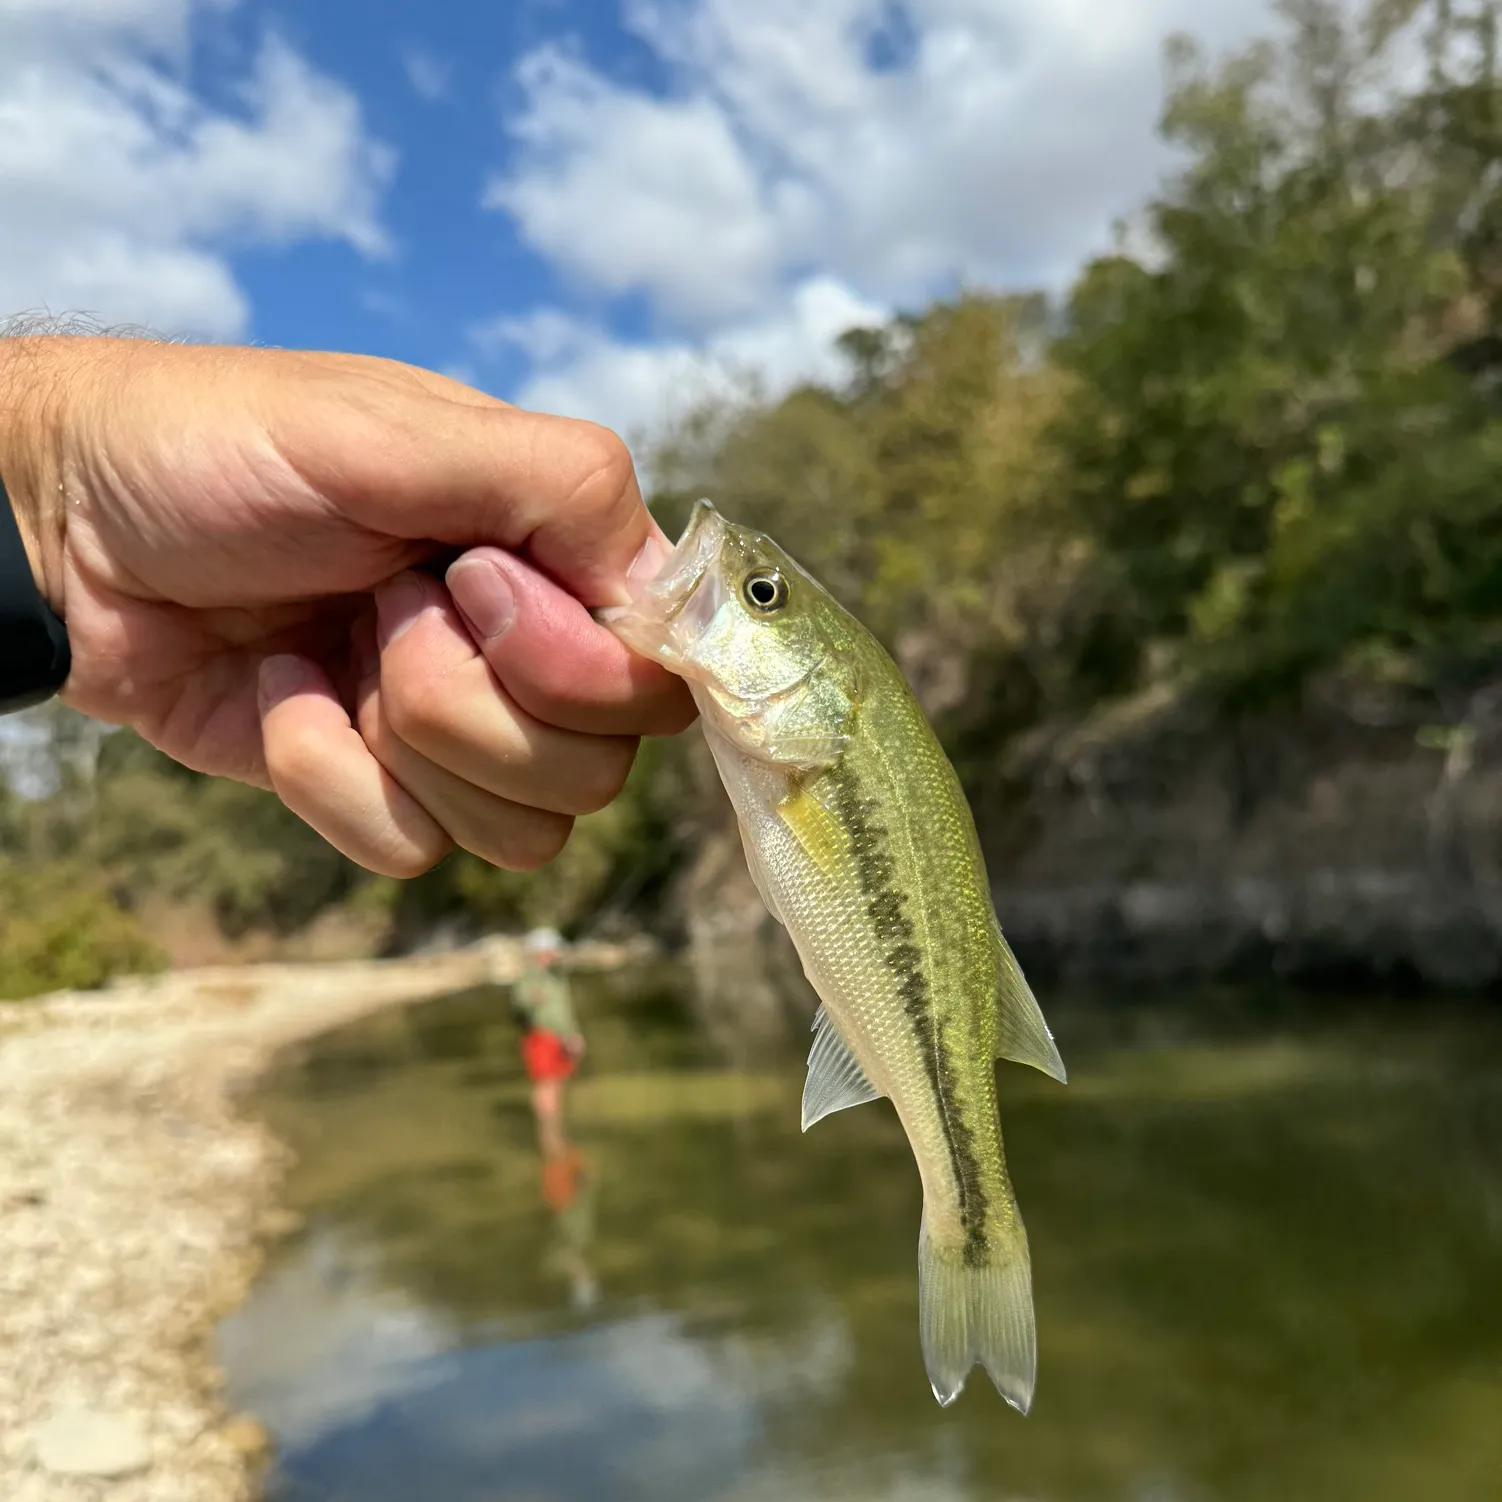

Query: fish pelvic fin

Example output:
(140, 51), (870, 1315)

(992, 930), (1067, 1084)
(802, 1005), (883, 1130)
(918, 1210), (1037, 1414)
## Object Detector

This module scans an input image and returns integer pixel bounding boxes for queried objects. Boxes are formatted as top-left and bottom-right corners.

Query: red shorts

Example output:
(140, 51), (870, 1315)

(522, 1029), (577, 1083)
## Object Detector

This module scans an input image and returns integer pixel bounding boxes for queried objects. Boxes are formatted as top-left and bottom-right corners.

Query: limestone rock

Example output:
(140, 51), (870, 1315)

(31, 1404), (151, 1478)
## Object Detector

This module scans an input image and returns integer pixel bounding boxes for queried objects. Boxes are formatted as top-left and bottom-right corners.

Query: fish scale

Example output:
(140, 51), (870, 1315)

(602, 499), (1067, 1410)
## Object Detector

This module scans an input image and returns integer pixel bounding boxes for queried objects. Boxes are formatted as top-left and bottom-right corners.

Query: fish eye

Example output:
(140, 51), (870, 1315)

(742, 569), (789, 614)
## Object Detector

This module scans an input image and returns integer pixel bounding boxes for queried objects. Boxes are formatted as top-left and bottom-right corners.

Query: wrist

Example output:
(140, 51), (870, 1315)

(0, 337), (72, 615)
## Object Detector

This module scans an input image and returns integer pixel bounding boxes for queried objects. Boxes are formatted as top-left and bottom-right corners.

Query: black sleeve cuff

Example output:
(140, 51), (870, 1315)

(0, 474), (71, 714)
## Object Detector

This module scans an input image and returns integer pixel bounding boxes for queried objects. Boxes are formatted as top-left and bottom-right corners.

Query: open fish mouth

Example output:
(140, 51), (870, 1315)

(596, 498), (727, 668)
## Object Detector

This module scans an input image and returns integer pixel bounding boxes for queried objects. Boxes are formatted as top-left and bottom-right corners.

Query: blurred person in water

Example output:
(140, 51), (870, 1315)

(515, 927), (585, 1157)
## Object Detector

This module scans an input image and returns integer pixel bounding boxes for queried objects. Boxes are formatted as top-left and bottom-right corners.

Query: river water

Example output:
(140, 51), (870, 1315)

(217, 964), (1502, 1501)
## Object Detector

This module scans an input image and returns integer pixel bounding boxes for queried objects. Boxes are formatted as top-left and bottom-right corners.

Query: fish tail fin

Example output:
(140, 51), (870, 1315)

(918, 1210), (1037, 1413)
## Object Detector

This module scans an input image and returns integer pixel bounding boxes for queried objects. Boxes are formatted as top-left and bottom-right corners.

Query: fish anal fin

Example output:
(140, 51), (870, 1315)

(992, 931), (1067, 1084)
(802, 1005), (883, 1131)
(778, 782), (846, 877)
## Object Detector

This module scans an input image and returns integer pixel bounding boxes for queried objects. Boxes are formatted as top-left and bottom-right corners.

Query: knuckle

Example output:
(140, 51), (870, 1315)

(488, 810), (574, 872)
(373, 830), (451, 881)
(575, 420), (633, 479)
(381, 669), (450, 748)
(563, 424), (637, 517)
(264, 722), (329, 797)
(645, 692), (698, 738)
(565, 739), (638, 815)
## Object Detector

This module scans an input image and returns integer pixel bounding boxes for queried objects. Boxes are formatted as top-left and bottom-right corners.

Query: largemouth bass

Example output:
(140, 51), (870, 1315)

(602, 500), (1067, 1409)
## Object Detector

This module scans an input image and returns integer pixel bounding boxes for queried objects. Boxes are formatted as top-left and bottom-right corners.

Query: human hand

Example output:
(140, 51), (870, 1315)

(0, 337), (694, 875)
(565, 1034), (587, 1060)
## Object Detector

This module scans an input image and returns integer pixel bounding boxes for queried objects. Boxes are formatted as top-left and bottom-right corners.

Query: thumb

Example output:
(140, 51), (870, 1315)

(268, 357), (672, 609)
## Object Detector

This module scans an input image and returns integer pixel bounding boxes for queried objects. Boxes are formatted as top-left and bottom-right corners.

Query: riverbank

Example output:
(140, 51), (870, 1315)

(0, 936), (652, 1502)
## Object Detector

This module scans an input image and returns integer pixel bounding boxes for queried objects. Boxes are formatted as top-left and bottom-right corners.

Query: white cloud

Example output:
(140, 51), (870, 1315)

(474, 274), (887, 441)
(486, 46), (779, 326)
(0, 0), (393, 339)
(402, 47), (452, 102)
(488, 0), (1275, 328)
(217, 1227), (454, 1450)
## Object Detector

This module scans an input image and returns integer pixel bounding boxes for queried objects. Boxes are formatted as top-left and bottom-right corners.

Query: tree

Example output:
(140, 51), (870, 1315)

(1051, 0), (1502, 703)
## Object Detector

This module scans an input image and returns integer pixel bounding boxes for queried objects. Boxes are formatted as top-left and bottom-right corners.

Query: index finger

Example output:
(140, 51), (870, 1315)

(265, 357), (673, 609)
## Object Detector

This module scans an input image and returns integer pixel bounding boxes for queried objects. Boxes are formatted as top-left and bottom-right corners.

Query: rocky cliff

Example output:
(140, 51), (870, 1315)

(985, 678), (1502, 992)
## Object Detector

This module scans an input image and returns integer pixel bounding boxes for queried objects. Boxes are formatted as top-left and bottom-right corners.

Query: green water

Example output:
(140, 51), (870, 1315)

(218, 967), (1502, 1502)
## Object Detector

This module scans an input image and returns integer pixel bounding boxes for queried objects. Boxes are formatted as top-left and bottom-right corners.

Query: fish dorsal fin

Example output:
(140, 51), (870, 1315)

(777, 781), (846, 877)
(992, 931), (1067, 1084)
(802, 1005), (884, 1131)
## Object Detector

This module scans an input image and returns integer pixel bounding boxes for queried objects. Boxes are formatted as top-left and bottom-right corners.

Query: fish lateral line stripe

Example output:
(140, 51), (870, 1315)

(821, 759), (989, 1262)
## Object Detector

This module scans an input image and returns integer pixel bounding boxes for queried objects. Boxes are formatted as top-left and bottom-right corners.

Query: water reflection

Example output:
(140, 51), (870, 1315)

(542, 1145), (600, 1312)
(218, 966), (1502, 1502)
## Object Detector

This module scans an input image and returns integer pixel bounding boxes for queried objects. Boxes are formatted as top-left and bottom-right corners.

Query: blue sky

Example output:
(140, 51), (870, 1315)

(230, 0), (661, 382)
(0, 0), (1279, 443)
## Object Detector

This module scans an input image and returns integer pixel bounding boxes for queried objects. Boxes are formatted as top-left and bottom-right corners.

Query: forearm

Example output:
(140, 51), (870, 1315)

(0, 335), (73, 614)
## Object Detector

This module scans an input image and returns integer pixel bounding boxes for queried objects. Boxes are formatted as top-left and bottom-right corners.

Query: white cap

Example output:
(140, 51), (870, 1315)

(524, 927), (564, 954)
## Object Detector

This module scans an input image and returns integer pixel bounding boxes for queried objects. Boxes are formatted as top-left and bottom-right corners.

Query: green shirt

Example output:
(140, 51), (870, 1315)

(514, 966), (578, 1037)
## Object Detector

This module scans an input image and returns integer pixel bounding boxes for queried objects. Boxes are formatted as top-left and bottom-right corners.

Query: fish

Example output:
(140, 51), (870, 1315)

(599, 499), (1067, 1410)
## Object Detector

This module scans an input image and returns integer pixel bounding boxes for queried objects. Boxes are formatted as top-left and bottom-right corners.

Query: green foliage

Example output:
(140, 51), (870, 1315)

(0, 860), (163, 1001)
(87, 731), (366, 937)
(650, 291), (1115, 768)
(1053, 0), (1502, 702)
(654, 294), (1069, 648)
(649, 0), (1502, 748)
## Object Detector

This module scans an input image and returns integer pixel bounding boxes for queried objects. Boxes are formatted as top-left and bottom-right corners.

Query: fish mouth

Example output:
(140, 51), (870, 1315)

(596, 499), (726, 668)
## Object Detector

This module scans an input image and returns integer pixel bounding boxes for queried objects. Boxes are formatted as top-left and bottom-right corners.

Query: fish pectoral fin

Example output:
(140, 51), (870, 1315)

(777, 782), (847, 877)
(992, 931), (1067, 1084)
(802, 1005), (884, 1131)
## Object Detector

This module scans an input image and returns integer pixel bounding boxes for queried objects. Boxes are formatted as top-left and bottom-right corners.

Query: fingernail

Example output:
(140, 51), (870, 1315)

(447, 557), (517, 642)
(259, 654), (311, 713)
(374, 571), (430, 650)
(625, 531), (673, 599)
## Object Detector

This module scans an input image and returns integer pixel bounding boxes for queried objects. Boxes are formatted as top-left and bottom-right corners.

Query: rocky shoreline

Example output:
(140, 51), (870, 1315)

(0, 937), (650, 1502)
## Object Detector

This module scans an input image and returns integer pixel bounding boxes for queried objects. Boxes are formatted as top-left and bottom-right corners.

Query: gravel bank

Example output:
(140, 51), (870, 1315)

(0, 937), (650, 1501)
